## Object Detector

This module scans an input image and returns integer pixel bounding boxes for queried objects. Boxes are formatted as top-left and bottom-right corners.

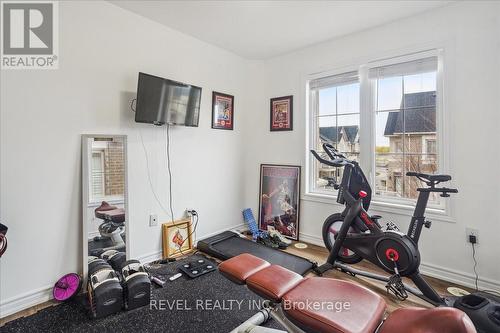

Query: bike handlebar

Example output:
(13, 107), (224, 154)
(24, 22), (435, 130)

(322, 143), (346, 159)
(310, 150), (348, 167)
(311, 144), (353, 168)
(312, 146), (457, 194)
(424, 187), (458, 194)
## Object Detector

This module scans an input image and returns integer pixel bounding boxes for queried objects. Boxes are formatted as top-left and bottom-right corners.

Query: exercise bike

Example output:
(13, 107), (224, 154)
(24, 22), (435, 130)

(90, 201), (126, 256)
(311, 143), (458, 306)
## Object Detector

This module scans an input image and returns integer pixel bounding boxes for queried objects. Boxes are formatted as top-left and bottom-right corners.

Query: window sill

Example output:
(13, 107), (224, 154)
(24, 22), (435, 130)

(302, 192), (455, 223)
(87, 197), (125, 208)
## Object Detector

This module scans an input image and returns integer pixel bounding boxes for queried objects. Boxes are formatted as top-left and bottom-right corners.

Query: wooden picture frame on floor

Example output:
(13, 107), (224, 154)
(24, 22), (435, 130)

(162, 219), (193, 258)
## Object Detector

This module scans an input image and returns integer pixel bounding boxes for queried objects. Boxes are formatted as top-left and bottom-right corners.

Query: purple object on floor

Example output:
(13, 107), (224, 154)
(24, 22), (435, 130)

(53, 273), (81, 301)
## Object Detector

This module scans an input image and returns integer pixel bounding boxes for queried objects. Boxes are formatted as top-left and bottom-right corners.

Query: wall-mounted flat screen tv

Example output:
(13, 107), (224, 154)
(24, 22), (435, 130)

(135, 72), (201, 126)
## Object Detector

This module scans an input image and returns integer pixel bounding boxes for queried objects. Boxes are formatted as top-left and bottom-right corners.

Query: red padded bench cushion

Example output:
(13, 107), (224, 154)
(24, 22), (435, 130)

(379, 307), (476, 333)
(246, 265), (304, 302)
(218, 253), (270, 284)
(219, 254), (475, 333)
(282, 277), (386, 333)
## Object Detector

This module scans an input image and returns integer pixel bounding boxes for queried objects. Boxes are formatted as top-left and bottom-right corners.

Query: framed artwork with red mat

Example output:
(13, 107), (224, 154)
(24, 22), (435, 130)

(212, 91), (234, 130)
(270, 95), (293, 131)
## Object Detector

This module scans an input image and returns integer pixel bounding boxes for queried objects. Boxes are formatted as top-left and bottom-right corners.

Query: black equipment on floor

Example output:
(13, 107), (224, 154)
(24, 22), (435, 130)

(150, 275), (168, 288)
(120, 260), (151, 310)
(2, 255), (282, 333)
(87, 258), (123, 318)
(100, 250), (127, 271)
(311, 143), (458, 306)
(454, 291), (500, 333)
(197, 231), (315, 275)
(0, 223), (7, 257)
(178, 257), (217, 278)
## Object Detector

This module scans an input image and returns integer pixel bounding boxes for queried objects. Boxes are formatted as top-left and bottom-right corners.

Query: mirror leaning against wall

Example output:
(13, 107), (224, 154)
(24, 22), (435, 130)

(82, 135), (128, 282)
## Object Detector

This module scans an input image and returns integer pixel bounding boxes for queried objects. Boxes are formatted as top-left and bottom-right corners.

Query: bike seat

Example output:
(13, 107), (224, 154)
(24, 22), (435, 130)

(95, 201), (118, 219)
(406, 172), (451, 183)
(95, 201), (125, 223)
(102, 208), (125, 224)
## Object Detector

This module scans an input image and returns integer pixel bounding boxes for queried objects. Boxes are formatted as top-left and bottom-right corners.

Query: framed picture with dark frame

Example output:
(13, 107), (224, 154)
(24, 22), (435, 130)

(270, 95), (293, 131)
(212, 91), (234, 130)
(258, 164), (301, 241)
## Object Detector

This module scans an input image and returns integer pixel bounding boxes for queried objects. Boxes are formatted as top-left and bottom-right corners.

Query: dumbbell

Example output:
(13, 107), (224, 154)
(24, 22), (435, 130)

(87, 259), (123, 318)
(120, 260), (151, 310)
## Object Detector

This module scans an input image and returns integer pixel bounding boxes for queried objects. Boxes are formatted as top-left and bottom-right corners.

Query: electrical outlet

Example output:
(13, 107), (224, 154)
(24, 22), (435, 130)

(466, 228), (479, 244)
(185, 208), (194, 216)
(149, 214), (158, 227)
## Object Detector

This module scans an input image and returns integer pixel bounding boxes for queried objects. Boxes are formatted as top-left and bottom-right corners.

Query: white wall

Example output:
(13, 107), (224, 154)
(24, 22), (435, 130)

(1, 0), (499, 318)
(0, 0), (257, 315)
(242, 1), (500, 290)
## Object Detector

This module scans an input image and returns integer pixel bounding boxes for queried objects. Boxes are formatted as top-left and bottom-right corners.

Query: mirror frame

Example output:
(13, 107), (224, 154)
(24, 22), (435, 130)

(81, 134), (129, 285)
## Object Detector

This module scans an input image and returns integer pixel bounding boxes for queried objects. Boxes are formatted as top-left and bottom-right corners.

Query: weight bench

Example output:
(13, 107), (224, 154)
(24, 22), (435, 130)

(219, 253), (476, 333)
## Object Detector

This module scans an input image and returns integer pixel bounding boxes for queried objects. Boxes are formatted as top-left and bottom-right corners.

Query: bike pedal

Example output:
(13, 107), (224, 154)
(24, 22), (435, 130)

(386, 274), (408, 301)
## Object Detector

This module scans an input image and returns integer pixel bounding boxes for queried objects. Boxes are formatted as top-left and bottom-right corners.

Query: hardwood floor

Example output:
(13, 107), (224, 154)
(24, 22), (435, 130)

(284, 240), (472, 312)
(0, 299), (59, 326)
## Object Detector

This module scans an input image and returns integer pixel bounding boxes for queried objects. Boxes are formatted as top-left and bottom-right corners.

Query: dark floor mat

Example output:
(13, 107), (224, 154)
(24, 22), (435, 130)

(198, 231), (315, 275)
(88, 238), (114, 254)
(1, 255), (280, 333)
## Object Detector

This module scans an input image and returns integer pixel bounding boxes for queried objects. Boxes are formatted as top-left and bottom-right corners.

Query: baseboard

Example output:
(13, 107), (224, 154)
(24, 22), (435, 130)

(136, 222), (247, 264)
(136, 250), (163, 264)
(196, 223), (246, 245)
(1, 223), (247, 319)
(419, 262), (500, 291)
(298, 231), (500, 291)
(0, 285), (53, 319)
(298, 231), (324, 247)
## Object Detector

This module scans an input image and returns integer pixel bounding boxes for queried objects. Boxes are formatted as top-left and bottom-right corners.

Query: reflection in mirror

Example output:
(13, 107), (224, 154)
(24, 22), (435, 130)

(82, 135), (127, 280)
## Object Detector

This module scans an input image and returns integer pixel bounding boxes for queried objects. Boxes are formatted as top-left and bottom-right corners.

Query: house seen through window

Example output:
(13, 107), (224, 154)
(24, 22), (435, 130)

(90, 139), (125, 203)
(312, 72), (360, 188)
(310, 53), (441, 206)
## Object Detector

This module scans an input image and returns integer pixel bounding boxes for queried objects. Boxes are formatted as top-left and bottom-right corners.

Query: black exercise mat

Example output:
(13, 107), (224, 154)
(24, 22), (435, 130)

(1, 254), (280, 333)
(198, 231), (315, 275)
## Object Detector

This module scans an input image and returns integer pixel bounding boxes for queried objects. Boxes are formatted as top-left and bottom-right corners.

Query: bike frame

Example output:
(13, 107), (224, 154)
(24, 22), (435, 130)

(321, 162), (450, 306)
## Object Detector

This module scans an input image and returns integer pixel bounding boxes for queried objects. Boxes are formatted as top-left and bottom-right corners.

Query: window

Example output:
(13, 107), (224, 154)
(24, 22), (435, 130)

(89, 140), (125, 203)
(91, 151), (105, 198)
(308, 51), (443, 207)
(310, 71), (360, 192)
(426, 139), (437, 154)
(372, 57), (438, 201)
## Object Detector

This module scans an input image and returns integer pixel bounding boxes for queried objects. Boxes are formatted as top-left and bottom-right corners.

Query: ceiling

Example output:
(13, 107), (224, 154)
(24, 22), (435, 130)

(110, 1), (451, 60)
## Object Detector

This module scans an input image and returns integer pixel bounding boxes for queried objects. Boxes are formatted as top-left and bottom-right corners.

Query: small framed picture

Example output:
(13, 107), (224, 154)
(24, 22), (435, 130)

(270, 95), (293, 131)
(162, 219), (193, 258)
(212, 91), (234, 130)
(258, 164), (301, 240)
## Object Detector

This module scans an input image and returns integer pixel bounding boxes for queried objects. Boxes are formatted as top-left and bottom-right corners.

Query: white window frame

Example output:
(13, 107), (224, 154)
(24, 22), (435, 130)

(306, 65), (362, 198)
(91, 150), (106, 200)
(87, 141), (125, 206)
(306, 49), (450, 217)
